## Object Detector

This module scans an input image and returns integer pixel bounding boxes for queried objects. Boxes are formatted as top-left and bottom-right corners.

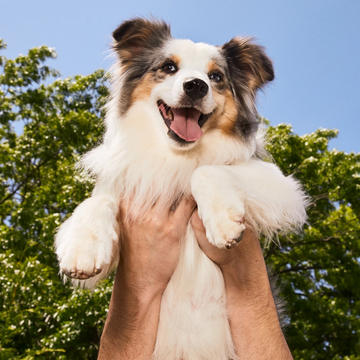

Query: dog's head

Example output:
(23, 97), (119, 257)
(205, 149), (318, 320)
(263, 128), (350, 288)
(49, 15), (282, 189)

(111, 18), (274, 151)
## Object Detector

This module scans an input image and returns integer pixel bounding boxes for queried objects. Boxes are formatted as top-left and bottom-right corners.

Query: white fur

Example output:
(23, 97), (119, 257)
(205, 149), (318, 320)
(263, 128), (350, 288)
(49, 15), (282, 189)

(55, 38), (307, 359)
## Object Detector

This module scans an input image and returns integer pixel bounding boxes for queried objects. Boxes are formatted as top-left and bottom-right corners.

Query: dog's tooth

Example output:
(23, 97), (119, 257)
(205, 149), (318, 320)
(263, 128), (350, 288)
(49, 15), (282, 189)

(167, 108), (174, 120)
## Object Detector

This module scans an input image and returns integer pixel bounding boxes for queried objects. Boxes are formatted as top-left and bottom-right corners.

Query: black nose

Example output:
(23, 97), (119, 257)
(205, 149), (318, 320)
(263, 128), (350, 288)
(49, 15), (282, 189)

(183, 78), (209, 99)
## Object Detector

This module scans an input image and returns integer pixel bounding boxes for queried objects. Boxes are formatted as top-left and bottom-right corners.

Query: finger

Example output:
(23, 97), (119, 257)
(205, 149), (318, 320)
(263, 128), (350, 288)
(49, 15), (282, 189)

(190, 209), (205, 232)
(190, 209), (209, 248)
(118, 197), (134, 226)
(148, 196), (173, 222)
(171, 195), (197, 224)
(119, 196), (133, 214)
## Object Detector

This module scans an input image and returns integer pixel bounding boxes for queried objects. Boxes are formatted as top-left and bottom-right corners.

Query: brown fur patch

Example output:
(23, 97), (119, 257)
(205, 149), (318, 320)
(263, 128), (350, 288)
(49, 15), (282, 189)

(131, 72), (159, 104)
(207, 60), (226, 91)
(130, 55), (181, 105)
(205, 88), (239, 136)
(240, 47), (269, 91)
(207, 60), (220, 74)
(170, 55), (181, 67)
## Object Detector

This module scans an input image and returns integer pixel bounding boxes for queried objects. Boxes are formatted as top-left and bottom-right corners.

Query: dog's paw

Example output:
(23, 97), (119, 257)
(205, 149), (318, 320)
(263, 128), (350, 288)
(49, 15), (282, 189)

(202, 205), (246, 250)
(56, 220), (118, 280)
(191, 165), (247, 250)
(55, 196), (119, 281)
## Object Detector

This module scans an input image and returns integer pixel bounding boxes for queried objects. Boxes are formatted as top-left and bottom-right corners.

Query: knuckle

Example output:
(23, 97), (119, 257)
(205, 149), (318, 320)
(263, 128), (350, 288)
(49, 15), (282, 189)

(166, 223), (176, 236)
(151, 215), (165, 231)
(185, 195), (196, 207)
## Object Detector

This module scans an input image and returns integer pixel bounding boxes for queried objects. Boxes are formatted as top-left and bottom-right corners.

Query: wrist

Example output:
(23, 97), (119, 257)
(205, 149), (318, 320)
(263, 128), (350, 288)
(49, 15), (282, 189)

(117, 258), (168, 301)
(219, 232), (273, 306)
(99, 275), (163, 359)
(223, 266), (272, 310)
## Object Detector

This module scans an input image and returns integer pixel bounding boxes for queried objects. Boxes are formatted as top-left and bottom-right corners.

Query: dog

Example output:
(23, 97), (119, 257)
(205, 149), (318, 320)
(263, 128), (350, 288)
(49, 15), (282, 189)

(55, 18), (307, 360)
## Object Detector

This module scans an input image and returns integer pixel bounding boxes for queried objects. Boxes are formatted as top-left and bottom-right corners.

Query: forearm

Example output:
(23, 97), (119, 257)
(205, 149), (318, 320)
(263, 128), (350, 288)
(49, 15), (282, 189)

(98, 265), (162, 360)
(98, 196), (195, 359)
(222, 232), (293, 360)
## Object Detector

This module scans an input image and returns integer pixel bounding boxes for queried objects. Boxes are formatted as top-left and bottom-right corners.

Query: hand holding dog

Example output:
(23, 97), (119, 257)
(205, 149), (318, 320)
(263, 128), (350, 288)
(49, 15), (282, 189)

(119, 196), (197, 297)
(192, 209), (293, 359)
(98, 197), (196, 359)
(99, 202), (293, 360)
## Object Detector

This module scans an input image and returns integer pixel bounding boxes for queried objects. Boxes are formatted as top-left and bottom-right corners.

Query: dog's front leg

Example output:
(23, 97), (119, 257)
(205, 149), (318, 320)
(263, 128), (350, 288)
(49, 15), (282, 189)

(191, 160), (307, 249)
(55, 185), (120, 286)
(191, 165), (247, 250)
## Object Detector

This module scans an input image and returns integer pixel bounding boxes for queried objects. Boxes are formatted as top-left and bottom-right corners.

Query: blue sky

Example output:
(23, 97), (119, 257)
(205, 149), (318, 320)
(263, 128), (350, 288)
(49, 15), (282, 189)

(1, 0), (359, 153)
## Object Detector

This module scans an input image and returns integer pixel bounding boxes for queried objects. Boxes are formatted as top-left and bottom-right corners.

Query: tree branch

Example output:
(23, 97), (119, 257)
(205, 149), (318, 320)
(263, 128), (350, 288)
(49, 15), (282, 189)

(0, 148), (61, 205)
(264, 241), (280, 260)
(0, 85), (10, 109)
(289, 236), (341, 246)
(277, 265), (323, 274)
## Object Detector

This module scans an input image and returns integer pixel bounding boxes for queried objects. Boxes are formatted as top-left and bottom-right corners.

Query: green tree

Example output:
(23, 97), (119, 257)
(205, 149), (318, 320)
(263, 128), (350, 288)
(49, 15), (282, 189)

(266, 125), (360, 359)
(0, 41), (359, 359)
(0, 40), (111, 359)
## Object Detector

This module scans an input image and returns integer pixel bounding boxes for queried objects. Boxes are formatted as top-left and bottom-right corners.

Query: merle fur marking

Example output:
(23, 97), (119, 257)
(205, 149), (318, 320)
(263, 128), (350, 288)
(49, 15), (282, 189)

(112, 18), (172, 115)
(221, 37), (274, 138)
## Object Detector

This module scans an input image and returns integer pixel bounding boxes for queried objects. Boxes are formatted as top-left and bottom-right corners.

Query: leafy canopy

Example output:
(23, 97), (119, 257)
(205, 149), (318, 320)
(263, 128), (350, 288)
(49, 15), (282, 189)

(0, 41), (359, 359)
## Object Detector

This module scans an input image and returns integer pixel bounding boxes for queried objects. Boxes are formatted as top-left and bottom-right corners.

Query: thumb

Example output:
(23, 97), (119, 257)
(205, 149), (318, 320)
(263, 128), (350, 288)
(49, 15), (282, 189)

(171, 195), (197, 224)
(191, 209), (211, 250)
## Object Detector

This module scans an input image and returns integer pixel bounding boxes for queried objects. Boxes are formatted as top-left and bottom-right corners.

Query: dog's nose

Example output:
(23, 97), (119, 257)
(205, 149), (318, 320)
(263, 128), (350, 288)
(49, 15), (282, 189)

(183, 79), (209, 99)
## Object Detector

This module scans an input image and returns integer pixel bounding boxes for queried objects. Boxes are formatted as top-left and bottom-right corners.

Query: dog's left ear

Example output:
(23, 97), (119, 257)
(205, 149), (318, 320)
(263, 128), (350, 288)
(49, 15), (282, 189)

(112, 18), (171, 65)
(221, 37), (274, 93)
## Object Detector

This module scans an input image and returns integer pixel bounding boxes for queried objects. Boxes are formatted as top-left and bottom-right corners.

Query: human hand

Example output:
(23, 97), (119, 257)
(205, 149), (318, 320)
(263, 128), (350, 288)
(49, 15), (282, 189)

(99, 196), (196, 359)
(191, 208), (270, 298)
(119, 196), (196, 298)
(190, 208), (293, 360)
(190, 208), (262, 271)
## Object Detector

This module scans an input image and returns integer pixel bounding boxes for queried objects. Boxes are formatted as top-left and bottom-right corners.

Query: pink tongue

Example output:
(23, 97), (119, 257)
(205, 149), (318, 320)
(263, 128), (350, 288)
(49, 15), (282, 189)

(170, 108), (202, 141)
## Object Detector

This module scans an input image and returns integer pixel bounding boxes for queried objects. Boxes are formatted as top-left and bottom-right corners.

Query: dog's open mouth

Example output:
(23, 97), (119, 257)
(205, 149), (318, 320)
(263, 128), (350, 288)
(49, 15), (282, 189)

(157, 100), (212, 143)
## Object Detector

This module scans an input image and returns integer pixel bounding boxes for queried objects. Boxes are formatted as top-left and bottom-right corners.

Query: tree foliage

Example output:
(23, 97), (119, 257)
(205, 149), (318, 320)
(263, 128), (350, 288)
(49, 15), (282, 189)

(0, 41), (111, 360)
(266, 125), (360, 359)
(0, 41), (359, 359)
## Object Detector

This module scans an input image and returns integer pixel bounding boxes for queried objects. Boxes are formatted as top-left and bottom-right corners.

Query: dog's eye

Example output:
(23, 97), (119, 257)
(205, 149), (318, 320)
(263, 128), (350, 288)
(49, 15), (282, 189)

(161, 63), (177, 73)
(209, 73), (222, 82)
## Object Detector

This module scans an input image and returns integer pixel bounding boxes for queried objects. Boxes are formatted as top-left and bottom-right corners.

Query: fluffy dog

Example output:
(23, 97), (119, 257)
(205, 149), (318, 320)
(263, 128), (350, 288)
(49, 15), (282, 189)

(55, 18), (307, 360)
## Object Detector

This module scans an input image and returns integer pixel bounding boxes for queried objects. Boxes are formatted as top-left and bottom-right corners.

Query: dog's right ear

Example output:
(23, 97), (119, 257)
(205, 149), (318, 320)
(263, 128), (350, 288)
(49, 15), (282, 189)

(112, 18), (171, 65)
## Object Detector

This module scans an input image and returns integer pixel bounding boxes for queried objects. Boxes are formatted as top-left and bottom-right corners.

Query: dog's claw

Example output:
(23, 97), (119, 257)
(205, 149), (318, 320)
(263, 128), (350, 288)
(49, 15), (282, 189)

(225, 241), (236, 249)
(63, 269), (72, 278)
(235, 230), (245, 243)
(77, 272), (92, 280)
(70, 269), (77, 277)
(225, 229), (245, 250)
(62, 268), (99, 280)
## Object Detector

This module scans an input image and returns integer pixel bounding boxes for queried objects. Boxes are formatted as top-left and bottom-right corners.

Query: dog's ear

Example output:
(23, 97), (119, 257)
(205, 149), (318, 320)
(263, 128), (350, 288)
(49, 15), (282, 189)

(112, 18), (171, 65)
(221, 37), (274, 93)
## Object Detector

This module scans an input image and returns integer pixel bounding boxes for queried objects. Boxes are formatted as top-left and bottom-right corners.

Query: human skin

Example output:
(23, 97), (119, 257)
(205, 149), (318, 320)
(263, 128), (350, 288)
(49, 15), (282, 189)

(191, 209), (293, 360)
(98, 199), (293, 360)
